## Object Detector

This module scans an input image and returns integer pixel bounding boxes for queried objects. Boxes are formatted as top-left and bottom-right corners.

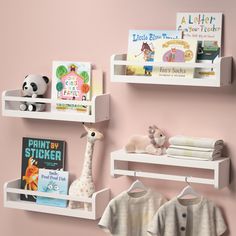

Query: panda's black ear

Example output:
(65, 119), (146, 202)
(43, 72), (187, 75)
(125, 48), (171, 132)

(42, 76), (49, 84)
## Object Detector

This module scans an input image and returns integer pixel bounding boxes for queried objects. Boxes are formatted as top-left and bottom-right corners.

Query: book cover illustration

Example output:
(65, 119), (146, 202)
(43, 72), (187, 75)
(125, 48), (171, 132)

(153, 39), (198, 78)
(176, 13), (223, 77)
(52, 61), (91, 113)
(21, 137), (65, 202)
(36, 169), (69, 208)
(126, 30), (182, 76)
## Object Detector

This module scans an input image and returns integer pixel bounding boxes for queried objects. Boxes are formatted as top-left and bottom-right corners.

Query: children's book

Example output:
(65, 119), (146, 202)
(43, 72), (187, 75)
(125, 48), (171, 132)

(36, 169), (69, 208)
(176, 13), (223, 78)
(126, 30), (182, 76)
(91, 70), (103, 96)
(52, 61), (91, 113)
(153, 39), (198, 78)
(21, 137), (66, 202)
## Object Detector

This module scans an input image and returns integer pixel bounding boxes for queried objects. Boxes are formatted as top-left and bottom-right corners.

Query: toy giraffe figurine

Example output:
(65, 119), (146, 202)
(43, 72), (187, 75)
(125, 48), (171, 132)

(68, 125), (103, 210)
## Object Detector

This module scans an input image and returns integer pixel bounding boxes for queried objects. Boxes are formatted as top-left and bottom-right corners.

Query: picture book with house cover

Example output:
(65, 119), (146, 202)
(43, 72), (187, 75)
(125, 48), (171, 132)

(126, 30), (182, 76)
(21, 137), (66, 202)
(36, 169), (69, 208)
(52, 61), (91, 113)
(153, 39), (198, 78)
(176, 12), (223, 78)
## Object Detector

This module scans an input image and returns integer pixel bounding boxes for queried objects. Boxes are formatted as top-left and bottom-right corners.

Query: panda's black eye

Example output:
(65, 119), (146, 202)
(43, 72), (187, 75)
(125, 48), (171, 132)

(160, 134), (163, 137)
(91, 132), (95, 137)
(30, 82), (38, 92)
(22, 82), (27, 90)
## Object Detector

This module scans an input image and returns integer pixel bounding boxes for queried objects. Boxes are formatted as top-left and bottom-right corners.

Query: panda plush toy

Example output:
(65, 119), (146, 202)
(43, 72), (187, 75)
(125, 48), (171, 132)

(20, 74), (49, 112)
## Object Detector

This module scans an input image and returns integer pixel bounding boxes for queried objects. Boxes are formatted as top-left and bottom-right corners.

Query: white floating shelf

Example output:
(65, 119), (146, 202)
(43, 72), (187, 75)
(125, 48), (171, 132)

(4, 179), (110, 220)
(111, 149), (230, 189)
(2, 90), (110, 123)
(111, 54), (232, 87)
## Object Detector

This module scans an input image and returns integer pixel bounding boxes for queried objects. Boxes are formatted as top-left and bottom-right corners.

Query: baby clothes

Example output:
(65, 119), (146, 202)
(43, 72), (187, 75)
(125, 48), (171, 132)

(167, 136), (224, 161)
(168, 136), (224, 149)
(148, 196), (227, 236)
(98, 189), (166, 236)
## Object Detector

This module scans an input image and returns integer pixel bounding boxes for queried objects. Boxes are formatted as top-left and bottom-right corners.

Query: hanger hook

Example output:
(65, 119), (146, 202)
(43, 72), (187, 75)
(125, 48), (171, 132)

(185, 176), (191, 185)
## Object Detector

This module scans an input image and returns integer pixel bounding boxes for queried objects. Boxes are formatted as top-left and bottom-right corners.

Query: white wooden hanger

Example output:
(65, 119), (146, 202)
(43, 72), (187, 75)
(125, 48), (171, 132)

(177, 176), (200, 199)
(127, 171), (148, 193)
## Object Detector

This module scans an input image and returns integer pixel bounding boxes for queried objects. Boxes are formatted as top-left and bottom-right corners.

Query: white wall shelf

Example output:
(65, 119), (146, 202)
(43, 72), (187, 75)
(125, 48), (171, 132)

(111, 54), (232, 87)
(2, 90), (110, 123)
(4, 179), (110, 220)
(111, 149), (230, 189)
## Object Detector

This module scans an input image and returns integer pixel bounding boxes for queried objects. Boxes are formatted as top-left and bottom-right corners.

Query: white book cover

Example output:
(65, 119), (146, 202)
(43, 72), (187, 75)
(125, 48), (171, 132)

(36, 169), (69, 208)
(126, 30), (182, 76)
(176, 13), (223, 78)
(51, 61), (91, 113)
(153, 39), (198, 78)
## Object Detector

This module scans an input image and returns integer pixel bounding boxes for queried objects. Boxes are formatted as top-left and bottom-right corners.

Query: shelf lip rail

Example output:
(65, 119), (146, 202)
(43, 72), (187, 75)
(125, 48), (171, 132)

(4, 179), (110, 220)
(5, 179), (109, 203)
(2, 90), (110, 123)
(111, 54), (232, 68)
(110, 54), (233, 87)
(2, 90), (109, 106)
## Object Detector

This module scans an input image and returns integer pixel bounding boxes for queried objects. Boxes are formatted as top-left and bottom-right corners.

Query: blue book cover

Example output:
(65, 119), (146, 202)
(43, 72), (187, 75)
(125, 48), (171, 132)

(36, 169), (69, 208)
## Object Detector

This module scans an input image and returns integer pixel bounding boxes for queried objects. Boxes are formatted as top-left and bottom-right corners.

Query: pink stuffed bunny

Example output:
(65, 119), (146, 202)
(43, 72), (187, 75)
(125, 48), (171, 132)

(125, 125), (167, 155)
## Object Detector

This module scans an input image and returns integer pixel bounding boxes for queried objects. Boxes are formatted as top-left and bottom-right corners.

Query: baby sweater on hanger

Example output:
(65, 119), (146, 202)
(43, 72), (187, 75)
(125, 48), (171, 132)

(147, 196), (227, 236)
(98, 189), (167, 236)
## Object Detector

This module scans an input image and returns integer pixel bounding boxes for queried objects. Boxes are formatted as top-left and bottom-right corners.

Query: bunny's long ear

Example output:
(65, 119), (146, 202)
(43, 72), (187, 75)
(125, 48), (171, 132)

(149, 126), (155, 134)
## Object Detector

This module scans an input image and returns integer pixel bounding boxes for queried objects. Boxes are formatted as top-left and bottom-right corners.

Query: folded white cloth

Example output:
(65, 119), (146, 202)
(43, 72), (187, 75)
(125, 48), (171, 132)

(166, 147), (222, 159)
(167, 154), (221, 161)
(169, 136), (224, 149)
(169, 145), (223, 152)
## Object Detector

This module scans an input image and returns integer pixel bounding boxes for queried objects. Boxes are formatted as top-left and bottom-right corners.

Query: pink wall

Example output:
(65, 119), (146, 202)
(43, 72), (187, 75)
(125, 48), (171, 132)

(0, 0), (236, 235)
